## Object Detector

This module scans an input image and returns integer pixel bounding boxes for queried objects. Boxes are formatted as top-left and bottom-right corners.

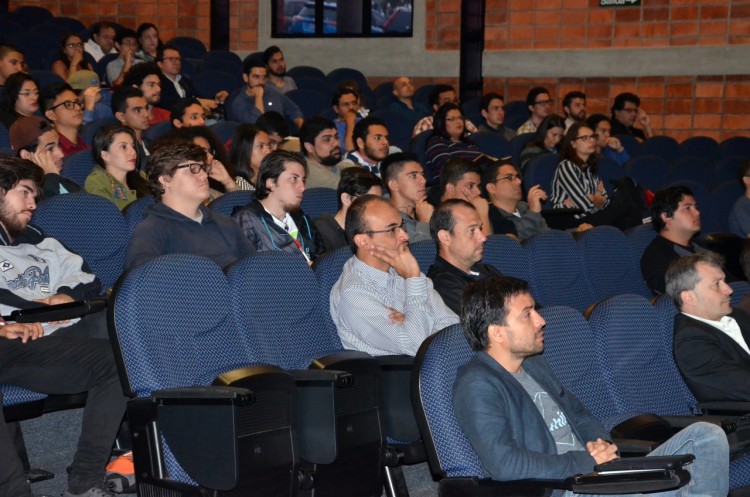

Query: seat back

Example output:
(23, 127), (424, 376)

(730, 281), (750, 307)
(287, 65), (326, 82)
(285, 88), (329, 119)
(469, 131), (511, 160)
(33, 193), (128, 292)
(625, 223), (657, 264)
(61, 149), (95, 187)
(482, 234), (528, 281)
(409, 130), (432, 170)
(711, 181), (743, 233)
(313, 246), (353, 335)
(720, 136), (750, 160)
(123, 195), (155, 238)
(715, 155), (747, 184)
(326, 67), (369, 93)
(576, 225), (651, 301)
(300, 187), (337, 220)
(410, 239), (436, 275)
(596, 156), (623, 196)
(588, 294), (696, 416)
(522, 152), (559, 196)
(412, 323), (485, 478)
(191, 70), (243, 99)
(209, 120), (241, 143)
(615, 134), (643, 159)
(668, 156), (716, 188)
(640, 136), (682, 163)
(509, 132), (534, 168)
(208, 190), (253, 217)
(680, 136), (720, 164)
(166, 36), (207, 59)
(623, 155), (670, 191)
(372, 108), (418, 152)
(523, 231), (595, 312)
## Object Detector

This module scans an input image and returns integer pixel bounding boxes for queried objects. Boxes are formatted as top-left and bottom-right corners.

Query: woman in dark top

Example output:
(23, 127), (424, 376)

(229, 124), (274, 191)
(519, 114), (565, 170)
(316, 168), (382, 253)
(0, 73), (40, 130)
(51, 33), (93, 81)
(424, 103), (482, 180)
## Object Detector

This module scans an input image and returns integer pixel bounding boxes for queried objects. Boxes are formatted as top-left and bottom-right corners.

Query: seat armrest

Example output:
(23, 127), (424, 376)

(6, 298), (108, 323)
(311, 350), (378, 369)
(698, 401), (750, 416)
(376, 354), (414, 371)
(152, 386), (253, 405)
(613, 438), (660, 455)
(594, 454), (694, 473)
(288, 369), (353, 387)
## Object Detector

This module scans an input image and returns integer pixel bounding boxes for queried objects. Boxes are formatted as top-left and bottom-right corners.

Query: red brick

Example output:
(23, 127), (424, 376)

(643, 22), (669, 38)
(693, 114), (723, 129)
(587, 39), (613, 48)
(615, 9), (641, 23)
(723, 115), (750, 130)
(588, 10), (614, 24)
(588, 24), (613, 39)
(644, 7), (670, 22)
(700, 20), (728, 36)
(436, 0), (459, 13)
(534, 25), (560, 39)
(701, 5), (729, 19)
(509, 25), (534, 41)
(672, 6), (699, 21)
(671, 22), (700, 36)
(614, 24), (641, 39)
(666, 100), (693, 114)
(724, 100), (749, 114)
(666, 83), (694, 98)
(698, 35), (727, 45)
(535, 10), (560, 25)
(665, 114), (692, 129)
(726, 83), (750, 98)
(510, 11), (534, 25)
(730, 4), (750, 19)
(694, 99), (723, 114)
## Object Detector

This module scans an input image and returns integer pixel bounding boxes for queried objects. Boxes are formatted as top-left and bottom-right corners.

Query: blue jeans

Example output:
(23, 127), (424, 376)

(566, 422), (729, 497)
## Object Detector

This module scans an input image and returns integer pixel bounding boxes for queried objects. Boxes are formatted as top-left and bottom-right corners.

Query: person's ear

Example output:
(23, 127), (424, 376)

(19, 150), (32, 160)
(437, 228), (451, 247)
(353, 232), (369, 250)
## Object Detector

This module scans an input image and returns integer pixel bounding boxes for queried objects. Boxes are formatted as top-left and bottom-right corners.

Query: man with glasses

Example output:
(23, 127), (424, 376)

(517, 87), (553, 135)
(83, 22), (118, 63)
(610, 92), (653, 141)
(40, 82), (89, 157)
(9, 115), (82, 197)
(156, 45), (227, 118)
(330, 194), (458, 356)
(126, 140), (255, 269)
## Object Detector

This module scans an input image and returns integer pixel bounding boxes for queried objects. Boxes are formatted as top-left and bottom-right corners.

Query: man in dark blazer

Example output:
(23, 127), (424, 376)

(667, 252), (750, 402)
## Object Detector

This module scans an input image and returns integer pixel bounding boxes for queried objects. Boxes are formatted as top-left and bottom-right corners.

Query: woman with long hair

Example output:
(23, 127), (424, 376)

(519, 113), (565, 170)
(0, 73), (40, 129)
(51, 33), (93, 81)
(229, 124), (274, 191)
(86, 124), (150, 210)
(424, 103), (482, 179)
(135, 23), (162, 62)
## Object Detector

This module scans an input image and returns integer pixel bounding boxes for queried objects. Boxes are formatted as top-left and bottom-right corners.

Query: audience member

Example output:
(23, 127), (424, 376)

(389, 76), (429, 120)
(10, 116), (81, 197)
(107, 28), (139, 87)
(562, 90), (586, 130)
(40, 82), (89, 157)
(84, 21), (118, 62)
(331, 194), (458, 355)
(478, 92), (515, 141)
(316, 167), (382, 253)
(438, 158), (492, 236)
(127, 140), (255, 269)
(0, 45), (24, 87)
(519, 114), (564, 170)
(0, 155), (128, 497)
(642, 185), (706, 295)
(300, 116), (352, 189)
(424, 103), (482, 179)
(485, 160), (545, 239)
(263, 45), (296, 94)
(170, 96), (205, 128)
(231, 57), (303, 128)
(740, 243), (750, 314)
(0, 73), (39, 130)
(228, 123), (273, 191)
(123, 62), (170, 124)
(332, 87), (361, 152)
(341, 115), (390, 176)
(412, 84), (477, 137)
(111, 86), (151, 167)
(52, 33), (93, 82)
(381, 152), (432, 243)
(256, 110), (298, 152)
(586, 113), (629, 166)
(233, 150), (323, 263)
(135, 23), (161, 63)
(516, 86), (553, 134)
(427, 199), (501, 313)
(86, 124), (149, 210)
(454, 275), (729, 494)
(729, 160), (750, 238)
(611, 92), (653, 141)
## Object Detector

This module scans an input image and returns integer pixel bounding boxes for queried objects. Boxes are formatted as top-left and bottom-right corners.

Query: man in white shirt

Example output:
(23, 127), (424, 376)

(84, 22), (118, 63)
(667, 252), (750, 402)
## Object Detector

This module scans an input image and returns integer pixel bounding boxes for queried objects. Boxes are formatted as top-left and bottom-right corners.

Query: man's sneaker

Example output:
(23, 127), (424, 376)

(61, 485), (115, 497)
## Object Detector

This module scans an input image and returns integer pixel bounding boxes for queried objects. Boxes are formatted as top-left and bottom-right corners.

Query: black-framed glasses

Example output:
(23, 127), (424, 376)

(364, 220), (406, 237)
(49, 100), (84, 111)
(175, 161), (212, 174)
(534, 99), (554, 106)
(495, 173), (521, 182)
(573, 133), (599, 142)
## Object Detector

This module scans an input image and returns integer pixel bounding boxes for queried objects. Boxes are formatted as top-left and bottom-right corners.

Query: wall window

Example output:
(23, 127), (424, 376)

(273, 0), (413, 37)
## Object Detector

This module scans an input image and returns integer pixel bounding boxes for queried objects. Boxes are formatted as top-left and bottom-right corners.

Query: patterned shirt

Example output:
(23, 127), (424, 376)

(551, 159), (608, 216)
(516, 119), (537, 135)
(412, 115), (478, 138)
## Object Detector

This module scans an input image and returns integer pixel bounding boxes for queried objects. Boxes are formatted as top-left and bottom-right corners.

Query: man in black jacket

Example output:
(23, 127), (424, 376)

(667, 252), (750, 402)
(426, 199), (501, 313)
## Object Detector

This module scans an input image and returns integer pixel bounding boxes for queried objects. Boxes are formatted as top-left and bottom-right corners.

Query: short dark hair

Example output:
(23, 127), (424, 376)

(136, 23), (159, 41)
(585, 113), (611, 131)
(0, 156), (44, 201)
(0, 44), (23, 60)
(170, 96), (202, 124)
(611, 92), (640, 115)
(156, 43), (180, 62)
(559, 121), (597, 173)
(147, 140), (207, 200)
(562, 91), (586, 110)
(255, 150), (306, 200)
(440, 158), (480, 196)
(116, 28), (137, 45)
(738, 159), (750, 186)
(380, 152), (421, 194)
(665, 252), (724, 309)
(40, 81), (75, 112)
(460, 276), (531, 351)
(525, 87), (550, 108)
(480, 92), (504, 112)
(428, 84), (455, 108)
(256, 111), (290, 138)
(353, 115), (387, 151)
(161, 125), (231, 176)
(332, 87), (358, 108)
(1, 72), (37, 111)
(229, 124), (265, 182)
(336, 167), (382, 210)
(345, 194), (389, 253)
(299, 116), (336, 157)
(262, 45), (282, 65)
(111, 86), (144, 115)
(527, 113), (566, 150)
(94, 21), (116, 36)
(242, 55), (265, 76)
(651, 185), (694, 233)
(122, 61), (161, 88)
(481, 159), (516, 198)
(430, 198), (475, 249)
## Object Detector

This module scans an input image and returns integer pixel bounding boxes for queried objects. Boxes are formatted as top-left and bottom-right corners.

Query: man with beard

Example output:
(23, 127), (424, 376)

(380, 152), (433, 243)
(263, 45), (297, 94)
(0, 155), (128, 497)
(330, 194), (458, 355)
(562, 91), (586, 131)
(126, 140), (255, 269)
(427, 199), (502, 314)
(112, 86), (151, 169)
(341, 116), (390, 176)
(233, 150), (323, 264)
(123, 62), (170, 124)
(10, 116), (82, 197)
(454, 276), (729, 494)
(299, 116), (353, 189)
(230, 57), (303, 129)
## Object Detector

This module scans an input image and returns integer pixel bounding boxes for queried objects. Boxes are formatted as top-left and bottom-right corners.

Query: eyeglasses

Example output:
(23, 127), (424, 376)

(162, 57), (181, 63)
(18, 90), (39, 97)
(65, 42), (84, 49)
(495, 173), (521, 182)
(175, 161), (212, 174)
(573, 134), (599, 142)
(49, 100), (84, 111)
(121, 40), (139, 47)
(445, 116), (465, 122)
(364, 220), (406, 237)
(534, 99), (554, 106)
(622, 107), (639, 114)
